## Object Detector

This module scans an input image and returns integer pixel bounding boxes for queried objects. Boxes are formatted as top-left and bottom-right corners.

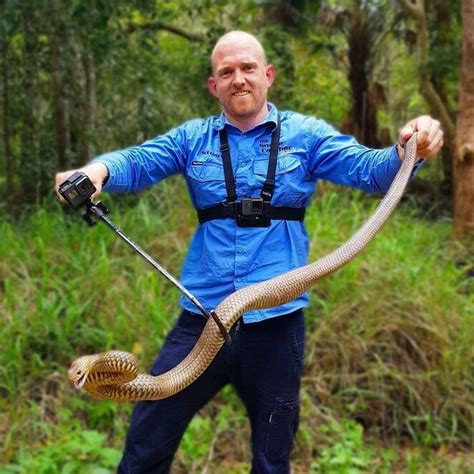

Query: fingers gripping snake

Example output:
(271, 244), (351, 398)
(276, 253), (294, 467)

(68, 135), (418, 402)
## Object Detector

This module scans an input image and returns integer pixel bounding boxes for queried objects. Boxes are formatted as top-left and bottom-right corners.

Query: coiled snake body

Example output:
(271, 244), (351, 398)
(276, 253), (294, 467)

(68, 136), (418, 402)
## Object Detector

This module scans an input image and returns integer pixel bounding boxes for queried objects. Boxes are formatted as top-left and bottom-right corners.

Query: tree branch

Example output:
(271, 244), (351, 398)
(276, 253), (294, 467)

(398, 0), (455, 139)
(126, 21), (205, 42)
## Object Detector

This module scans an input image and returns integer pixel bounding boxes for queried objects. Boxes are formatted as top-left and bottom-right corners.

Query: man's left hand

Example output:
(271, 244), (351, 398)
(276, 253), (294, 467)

(397, 115), (444, 160)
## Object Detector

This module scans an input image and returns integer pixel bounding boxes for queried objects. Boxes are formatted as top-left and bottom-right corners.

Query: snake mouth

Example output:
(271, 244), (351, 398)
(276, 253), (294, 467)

(74, 373), (87, 390)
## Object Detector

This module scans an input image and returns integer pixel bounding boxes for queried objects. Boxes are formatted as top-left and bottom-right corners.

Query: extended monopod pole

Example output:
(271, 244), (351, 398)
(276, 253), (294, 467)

(58, 170), (229, 341)
(82, 200), (230, 342)
(85, 200), (209, 316)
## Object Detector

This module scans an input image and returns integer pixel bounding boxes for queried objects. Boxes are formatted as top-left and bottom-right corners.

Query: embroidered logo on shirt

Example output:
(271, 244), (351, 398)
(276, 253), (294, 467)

(192, 160), (204, 166)
(259, 140), (293, 154)
(201, 150), (221, 158)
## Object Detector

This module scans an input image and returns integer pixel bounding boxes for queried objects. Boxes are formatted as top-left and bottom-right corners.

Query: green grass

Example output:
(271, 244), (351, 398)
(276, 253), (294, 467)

(1, 178), (472, 472)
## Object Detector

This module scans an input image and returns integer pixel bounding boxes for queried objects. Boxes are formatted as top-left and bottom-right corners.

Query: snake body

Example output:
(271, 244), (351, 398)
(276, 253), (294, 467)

(69, 135), (418, 401)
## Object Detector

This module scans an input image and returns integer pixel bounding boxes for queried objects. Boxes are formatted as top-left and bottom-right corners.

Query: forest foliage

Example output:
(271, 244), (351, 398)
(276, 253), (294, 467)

(0, 0), (463, 210)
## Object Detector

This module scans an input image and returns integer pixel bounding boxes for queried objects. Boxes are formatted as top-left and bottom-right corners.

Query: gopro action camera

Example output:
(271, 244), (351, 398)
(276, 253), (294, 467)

(58, 171), (96, 209)
(237, 197), (270, 227)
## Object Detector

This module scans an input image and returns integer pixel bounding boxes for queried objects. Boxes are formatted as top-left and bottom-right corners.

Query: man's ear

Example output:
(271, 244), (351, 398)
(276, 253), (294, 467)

(208, 76), (218, 97)
(266, 64), (276, 87)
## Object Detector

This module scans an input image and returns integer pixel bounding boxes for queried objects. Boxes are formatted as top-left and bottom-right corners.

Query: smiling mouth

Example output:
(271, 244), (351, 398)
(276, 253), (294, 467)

(233, 91), (250, 97)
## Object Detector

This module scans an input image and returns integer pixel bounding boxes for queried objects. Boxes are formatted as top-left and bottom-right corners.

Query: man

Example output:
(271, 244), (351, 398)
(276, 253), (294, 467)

(55, 31), (443, 473)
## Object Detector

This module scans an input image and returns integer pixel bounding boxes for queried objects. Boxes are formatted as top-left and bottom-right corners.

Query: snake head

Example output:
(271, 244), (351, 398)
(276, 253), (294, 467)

(68, 355), (95, 390)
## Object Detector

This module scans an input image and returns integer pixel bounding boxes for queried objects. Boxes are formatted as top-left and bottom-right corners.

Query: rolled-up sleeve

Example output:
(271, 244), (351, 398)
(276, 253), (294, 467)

(91, 126), (187, 193)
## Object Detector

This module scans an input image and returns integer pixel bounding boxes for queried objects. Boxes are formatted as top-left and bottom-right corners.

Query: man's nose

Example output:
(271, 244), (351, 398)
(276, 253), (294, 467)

(233, 70), (246, 87)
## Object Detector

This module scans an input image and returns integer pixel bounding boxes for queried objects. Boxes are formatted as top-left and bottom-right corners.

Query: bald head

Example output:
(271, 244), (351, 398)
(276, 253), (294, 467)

(211, 31), (267, 74)
(207, 30), (275, 131)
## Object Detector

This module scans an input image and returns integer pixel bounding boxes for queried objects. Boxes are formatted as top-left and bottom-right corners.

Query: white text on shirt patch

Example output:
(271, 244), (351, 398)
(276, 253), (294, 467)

(201, 150), (221, 158)
(259, 141), (294, 154)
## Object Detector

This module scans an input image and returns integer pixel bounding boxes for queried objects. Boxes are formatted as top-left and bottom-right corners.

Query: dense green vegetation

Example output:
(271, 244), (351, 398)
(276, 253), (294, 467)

(1, 178), (472, 472)
(0, 0), (462, 208)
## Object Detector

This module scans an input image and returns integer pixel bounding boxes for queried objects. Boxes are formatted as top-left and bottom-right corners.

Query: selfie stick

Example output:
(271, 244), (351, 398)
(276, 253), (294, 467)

(82, 200), (230, 342)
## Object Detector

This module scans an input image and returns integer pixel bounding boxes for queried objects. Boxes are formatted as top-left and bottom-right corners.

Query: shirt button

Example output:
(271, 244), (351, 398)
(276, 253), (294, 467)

(236, 278), (242, 282)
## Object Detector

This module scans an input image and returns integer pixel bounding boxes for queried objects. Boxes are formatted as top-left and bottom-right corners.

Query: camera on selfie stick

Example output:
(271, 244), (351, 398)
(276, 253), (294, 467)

(58, 171), (108, 225)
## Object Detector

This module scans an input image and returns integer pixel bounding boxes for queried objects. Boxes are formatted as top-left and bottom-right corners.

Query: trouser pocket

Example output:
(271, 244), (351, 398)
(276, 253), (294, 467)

(264, 394), (300, 461)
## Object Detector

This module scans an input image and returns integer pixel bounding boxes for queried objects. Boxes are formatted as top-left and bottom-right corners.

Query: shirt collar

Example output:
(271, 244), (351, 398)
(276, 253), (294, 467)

(212, 102), (279, 132)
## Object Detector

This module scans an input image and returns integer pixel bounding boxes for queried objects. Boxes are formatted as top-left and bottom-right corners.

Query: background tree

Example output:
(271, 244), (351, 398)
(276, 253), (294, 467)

(315, 0), (404, 147)
(399, 0), (472, 235)
(399, 0), (460, 192)
(0, 0), (16, 200)
(453, 0), (474, 237)
(429, 0), (461, 188)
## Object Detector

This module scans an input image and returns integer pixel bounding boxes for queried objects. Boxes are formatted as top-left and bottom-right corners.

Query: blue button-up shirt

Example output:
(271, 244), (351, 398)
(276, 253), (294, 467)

(93, 104), (409, 323)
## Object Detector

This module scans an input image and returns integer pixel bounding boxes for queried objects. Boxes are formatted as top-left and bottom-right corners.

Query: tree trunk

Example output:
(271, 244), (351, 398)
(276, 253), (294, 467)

(431, 0), (457, 185)
(79, 50), (96, 165)
(453, 0), (474, 237)
(399, 0), (455, 188)
(1, 38), (14, 198)
(50, 34), (71, 170)
(347, 2), (380, 147)
(19, 3), (39, 203)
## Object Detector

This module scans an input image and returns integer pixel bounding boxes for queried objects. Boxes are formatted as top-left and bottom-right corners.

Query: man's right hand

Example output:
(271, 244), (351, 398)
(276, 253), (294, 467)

(55, 162), (109, 203)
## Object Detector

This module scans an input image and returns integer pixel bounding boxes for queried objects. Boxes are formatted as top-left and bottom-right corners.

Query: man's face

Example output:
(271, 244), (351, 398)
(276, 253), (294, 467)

(208, 38), (275, 126)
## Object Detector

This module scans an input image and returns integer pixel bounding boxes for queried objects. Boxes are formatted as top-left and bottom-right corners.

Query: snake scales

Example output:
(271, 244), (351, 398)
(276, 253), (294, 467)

(68, 135), (418, 402)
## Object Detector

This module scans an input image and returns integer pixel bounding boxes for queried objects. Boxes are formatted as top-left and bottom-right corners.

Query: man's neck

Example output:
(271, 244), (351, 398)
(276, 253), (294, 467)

(224, 103), (269, 132)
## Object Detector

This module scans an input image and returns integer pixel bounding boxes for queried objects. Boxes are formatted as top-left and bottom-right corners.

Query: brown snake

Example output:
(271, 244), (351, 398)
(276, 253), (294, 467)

(68, 135), (418, 401)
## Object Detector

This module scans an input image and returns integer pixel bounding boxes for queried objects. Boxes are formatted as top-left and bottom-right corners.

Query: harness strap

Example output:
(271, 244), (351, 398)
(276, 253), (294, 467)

(261, 117), (281, 201)
(219, 128), (237, 203)
(197, 203), (305, 224)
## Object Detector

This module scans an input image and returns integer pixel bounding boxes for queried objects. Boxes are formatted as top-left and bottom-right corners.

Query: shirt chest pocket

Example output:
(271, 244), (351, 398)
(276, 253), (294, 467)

(187, 157), (225, 183)
(253, 154), (303, 189)
(252, 154), (306, 205)
(186, 157), (227, 207)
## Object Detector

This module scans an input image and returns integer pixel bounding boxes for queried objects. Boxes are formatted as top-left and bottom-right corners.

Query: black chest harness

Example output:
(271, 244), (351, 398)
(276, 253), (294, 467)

(196, 116), (306, 227)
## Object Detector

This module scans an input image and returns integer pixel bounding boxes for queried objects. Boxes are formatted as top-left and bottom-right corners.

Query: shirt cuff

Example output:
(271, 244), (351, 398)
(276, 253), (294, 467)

(89, 150), (132, 193)
(392, 144), (425, 177)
